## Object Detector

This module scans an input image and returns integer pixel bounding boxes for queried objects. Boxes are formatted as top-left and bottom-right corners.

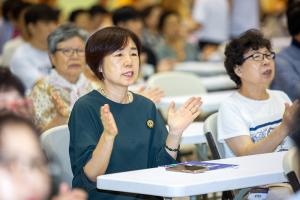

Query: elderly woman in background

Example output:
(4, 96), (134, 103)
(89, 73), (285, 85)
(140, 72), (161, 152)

(29, 24), (93, 131)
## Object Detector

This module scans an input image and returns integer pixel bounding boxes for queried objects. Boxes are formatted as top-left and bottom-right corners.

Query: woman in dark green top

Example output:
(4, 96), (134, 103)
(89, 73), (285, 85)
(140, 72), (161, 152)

(69, 26), (202, 199)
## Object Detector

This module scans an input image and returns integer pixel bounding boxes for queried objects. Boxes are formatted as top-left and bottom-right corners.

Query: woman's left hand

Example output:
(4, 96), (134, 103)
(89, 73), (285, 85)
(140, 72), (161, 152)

(167, 97), (202, 137)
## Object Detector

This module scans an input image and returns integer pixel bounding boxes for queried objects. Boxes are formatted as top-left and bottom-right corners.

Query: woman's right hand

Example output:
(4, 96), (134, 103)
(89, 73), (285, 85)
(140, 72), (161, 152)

(51, 91), (69, 118)
(282, 100), (300, 134)
(100, 104), (118, 138)
(52, 183), (87, 200)
(137, 86), (165, 103)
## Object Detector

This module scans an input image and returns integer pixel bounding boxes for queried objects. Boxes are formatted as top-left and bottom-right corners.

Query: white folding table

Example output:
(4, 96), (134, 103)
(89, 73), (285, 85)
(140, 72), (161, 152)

(97, 152), (288, 199)
(159, 90), (235, 113)
(174, 62), (226, 76)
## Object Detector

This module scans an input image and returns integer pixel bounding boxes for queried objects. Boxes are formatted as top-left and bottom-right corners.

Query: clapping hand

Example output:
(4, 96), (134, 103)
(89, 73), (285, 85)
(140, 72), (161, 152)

(283, 99), (300, 133)
(52, 183), (87, 200)
(100, 104), (118, 138)
(137, 86), (165, 103)
(2, 97), (33, 119)
(167, 97), (202, 137)
(50, 91), (69, 117)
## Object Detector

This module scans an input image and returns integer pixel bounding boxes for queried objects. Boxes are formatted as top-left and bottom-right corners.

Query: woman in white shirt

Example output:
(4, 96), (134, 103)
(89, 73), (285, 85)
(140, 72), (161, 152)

(218, 29), (299, 158)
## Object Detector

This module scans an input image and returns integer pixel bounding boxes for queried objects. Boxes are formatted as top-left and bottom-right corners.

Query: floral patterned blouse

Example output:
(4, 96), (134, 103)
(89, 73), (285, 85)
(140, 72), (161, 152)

(29, 70), (93, 131)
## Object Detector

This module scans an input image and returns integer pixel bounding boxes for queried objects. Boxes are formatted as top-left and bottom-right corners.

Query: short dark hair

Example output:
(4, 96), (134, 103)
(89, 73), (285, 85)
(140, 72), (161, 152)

(141, 4), (160, 18)
(141, 4), (161, 28)
(85, 26), (141, 80)
(112, 6), (140, 25)
(158, 10), (178, 32)
(286, 1), (300, 36)
(89, 5), (108, 17)
(1, 0), (21, 21)
(11, 1), (31, 21)
(24, 4), (60, 26)
(0, 68), (25, 96)
(68, 9), (89, 22)
(224, 29), (272, 87)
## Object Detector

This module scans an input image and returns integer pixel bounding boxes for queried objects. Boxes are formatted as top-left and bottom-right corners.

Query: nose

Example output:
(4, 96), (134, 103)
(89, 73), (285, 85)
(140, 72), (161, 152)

(70, 50), (80, 58)
(124, 54), (133, 67)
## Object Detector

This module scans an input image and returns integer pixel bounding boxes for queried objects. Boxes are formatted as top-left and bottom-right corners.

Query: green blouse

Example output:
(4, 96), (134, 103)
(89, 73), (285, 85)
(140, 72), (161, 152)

(69, 90), (176, 200)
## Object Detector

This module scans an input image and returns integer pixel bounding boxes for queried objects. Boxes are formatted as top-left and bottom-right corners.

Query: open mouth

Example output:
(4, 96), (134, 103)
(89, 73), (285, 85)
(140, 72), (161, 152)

(123, 71), (134, 77)
(262, 69), (272, 76)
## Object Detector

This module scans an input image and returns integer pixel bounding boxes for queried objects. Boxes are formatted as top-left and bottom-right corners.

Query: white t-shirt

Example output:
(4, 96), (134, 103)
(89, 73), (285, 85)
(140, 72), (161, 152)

(192, 0), (229, 43)
(230, 0), (260, 37)
(1, 36), (24, 66)
(218, 90), (293, 158)
(10, 42), (51, 91)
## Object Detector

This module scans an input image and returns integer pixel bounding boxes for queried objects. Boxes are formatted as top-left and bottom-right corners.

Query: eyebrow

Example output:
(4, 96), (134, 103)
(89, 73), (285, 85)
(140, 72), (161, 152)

(248, 50), (271, 54)
(116, 46), (138, 51)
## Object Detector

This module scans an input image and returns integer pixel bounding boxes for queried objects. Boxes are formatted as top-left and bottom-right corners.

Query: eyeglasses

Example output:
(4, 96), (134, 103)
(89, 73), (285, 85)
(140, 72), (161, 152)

(55, 48), (85, 57)
(243, 51), (275, 62)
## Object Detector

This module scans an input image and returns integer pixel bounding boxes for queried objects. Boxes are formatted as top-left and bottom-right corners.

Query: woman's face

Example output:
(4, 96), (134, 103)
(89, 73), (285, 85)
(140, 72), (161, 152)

(0, 124), (51, 200)
(162, 14), (180, 39)
(74, 12), (91, 32)
(102, 38), (140, 89)
(50, 36), (86, 83)
(235, 47), (275, 89)
(29, 21), (58, 49)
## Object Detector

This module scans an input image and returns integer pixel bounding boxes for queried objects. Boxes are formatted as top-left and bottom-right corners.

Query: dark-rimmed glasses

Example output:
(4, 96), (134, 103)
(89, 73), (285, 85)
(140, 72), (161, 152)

(55, 48), (85, 57)
(243, 51), (275, 62)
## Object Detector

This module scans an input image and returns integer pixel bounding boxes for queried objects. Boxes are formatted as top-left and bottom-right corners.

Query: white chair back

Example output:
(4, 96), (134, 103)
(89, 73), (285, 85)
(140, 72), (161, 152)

(147, 71), (207, 97)
(203, 112), (226, 159)
(40, 125), (73, 186)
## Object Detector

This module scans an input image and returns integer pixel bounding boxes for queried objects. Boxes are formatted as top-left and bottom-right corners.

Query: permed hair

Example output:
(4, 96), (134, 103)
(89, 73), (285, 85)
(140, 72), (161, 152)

(224, 29), (272, 87)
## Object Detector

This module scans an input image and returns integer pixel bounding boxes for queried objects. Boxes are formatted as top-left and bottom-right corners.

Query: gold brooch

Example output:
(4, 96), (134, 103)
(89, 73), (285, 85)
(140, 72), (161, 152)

(147, 120), (154, 128)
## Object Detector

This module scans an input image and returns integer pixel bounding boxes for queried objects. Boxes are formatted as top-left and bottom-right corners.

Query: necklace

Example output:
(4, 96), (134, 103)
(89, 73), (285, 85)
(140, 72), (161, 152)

(98, 87), (133, 104)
